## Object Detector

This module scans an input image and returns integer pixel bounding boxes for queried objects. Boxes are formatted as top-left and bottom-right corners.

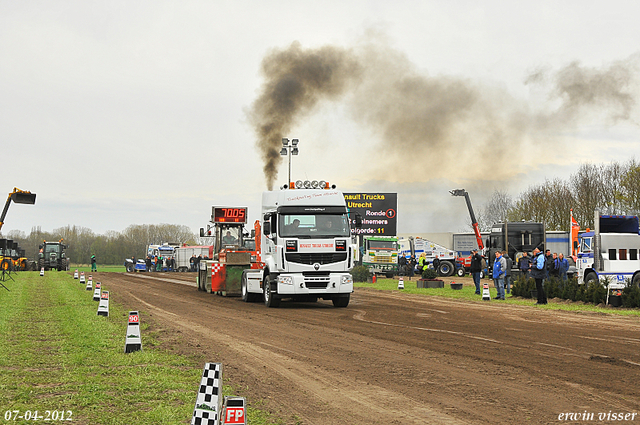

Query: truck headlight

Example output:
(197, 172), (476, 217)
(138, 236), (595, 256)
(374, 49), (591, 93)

(278, 276), (293, 285)
(341, 275), (353, 285)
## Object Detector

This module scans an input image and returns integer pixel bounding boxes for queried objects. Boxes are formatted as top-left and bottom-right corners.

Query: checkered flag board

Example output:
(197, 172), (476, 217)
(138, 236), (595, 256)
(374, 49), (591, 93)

(191, 362), (223, 425)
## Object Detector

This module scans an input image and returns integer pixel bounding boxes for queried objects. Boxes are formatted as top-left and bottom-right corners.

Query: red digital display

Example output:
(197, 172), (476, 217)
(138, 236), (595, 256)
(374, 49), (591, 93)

(213, 207), (247, 224)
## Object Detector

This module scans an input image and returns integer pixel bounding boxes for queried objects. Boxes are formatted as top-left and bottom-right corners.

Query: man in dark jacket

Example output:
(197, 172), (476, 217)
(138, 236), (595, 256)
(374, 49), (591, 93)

(503, 251), (513, 295)
(545, 249), (553, 279)
(518, 252), (531, 279)
(469, 249), (483, 295)
(398, 255), (408, 277)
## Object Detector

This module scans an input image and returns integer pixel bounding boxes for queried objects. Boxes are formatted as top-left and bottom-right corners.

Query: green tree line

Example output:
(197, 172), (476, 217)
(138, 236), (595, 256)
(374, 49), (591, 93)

(3, 224), (197, 265)
(478, 159), (640, 232)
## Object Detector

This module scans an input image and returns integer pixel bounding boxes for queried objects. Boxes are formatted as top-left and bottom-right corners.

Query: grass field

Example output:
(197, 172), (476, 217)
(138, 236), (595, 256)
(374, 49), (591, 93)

(69, 264), (126, 273)
(0, 271), (277, 425)
(356, 278), (640, 316)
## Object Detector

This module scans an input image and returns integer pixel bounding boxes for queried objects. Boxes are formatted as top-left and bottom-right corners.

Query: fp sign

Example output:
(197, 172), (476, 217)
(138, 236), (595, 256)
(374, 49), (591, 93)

(224, 407), (245, 424)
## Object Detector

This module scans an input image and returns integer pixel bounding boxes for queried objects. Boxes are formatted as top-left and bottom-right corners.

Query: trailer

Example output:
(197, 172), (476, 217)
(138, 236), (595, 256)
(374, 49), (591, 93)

(174, 245), (214, 272)
(398, 236), (460, 277)
(577, 211), (640, 289)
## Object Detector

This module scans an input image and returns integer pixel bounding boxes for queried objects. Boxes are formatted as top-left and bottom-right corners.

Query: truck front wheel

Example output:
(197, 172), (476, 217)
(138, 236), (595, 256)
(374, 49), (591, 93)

(242, 272), (257, 303)
(632, 273), (640, 289)
(332, 294), (350, 308)
(585, 272), (598, 285)
(263, 276), (280, 308)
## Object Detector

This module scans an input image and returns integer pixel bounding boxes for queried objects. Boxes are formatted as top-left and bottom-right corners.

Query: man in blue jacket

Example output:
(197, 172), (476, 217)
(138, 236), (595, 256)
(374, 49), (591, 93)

(557, 253), (569, 281)
(531, 247), (548, 305)
(492, 251), (506, 300)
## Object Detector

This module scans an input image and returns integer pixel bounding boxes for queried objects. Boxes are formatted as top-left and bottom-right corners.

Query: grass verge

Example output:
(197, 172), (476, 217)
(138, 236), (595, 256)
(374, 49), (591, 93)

(356, 278), (640, 317)
(0, 271), (278, 424)
(69, 264), (126, 273)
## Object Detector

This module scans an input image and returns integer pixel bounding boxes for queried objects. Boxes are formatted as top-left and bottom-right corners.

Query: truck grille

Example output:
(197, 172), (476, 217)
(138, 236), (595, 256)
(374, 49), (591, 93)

(302, 272), (330, 289)
(286, 253), (347, 265)
(373, 256), (395, 263)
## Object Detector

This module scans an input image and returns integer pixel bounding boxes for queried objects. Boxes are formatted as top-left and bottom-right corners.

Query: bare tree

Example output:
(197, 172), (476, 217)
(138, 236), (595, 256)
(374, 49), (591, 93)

(477, 190), (513, 231)
(509, 179), (574, 230)
(569, 163), (603, 229)
(620, 160), (640, 215)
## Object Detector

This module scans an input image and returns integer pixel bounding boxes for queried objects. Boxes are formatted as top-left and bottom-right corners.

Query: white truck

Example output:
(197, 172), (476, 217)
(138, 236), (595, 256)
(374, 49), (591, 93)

(147, 243), (181, 259)
(362, 236), (399, 277)
(174, 245), (214, 272)
(398, 236), (459, 277)
(577, 211), (640, 289)
(242, 182), (358, 308)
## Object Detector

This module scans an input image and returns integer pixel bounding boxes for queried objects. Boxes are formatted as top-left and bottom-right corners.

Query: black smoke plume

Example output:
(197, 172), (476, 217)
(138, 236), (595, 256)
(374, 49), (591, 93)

(248, 42), (360, 189)
(249, 40), (640, 187)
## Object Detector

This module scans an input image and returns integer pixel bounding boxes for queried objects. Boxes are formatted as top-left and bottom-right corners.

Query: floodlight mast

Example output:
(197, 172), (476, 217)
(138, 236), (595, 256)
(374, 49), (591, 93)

(281, 138), (299, 186)
(450, 189), (484, 250)
(0, 188), (36, 232)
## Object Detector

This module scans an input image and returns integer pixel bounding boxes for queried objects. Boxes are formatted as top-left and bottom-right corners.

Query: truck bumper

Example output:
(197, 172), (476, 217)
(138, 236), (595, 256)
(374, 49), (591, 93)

(276, 273), (353, 296)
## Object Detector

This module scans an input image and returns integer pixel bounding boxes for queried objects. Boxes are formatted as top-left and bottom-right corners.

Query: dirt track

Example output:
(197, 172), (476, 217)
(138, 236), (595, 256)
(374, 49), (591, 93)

(94, 272), (640, 424)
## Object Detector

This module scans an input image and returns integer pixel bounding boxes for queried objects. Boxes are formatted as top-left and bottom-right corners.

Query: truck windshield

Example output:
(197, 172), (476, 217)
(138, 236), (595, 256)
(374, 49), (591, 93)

(45, 245), (58, 253)
(280, 214), (350, 238)
(489, 235), (503, 250)
(368, 241), (397, 250)
(581, 237), (592, 253)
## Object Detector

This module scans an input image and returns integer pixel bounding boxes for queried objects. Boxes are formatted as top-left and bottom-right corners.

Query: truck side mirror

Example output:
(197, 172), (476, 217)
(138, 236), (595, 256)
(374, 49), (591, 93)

(355, 215), (362, 228)
(263, 222), (271, 235)
(251, 229), (255, 238)
(199, 228), (205, 237)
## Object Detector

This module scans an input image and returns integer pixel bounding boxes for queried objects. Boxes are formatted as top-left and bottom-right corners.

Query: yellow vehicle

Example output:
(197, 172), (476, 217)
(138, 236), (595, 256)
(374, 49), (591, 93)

(0, 188), (37, 272)
(0, 239), (33, 271)
(0, 187), (36, 233)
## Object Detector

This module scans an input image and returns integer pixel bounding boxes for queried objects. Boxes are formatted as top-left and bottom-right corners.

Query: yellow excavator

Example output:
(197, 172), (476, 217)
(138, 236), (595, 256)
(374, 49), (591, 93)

(0, 188), (36, 271)
(0, 188), (36, 233)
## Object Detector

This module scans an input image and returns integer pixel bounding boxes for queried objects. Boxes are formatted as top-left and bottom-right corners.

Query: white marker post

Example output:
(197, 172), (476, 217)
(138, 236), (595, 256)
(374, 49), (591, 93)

(85, 277), (92, 291)
(222, 397), (247, 425)
(73, 269), (78, 279)
(93, 282), (101, 301)
(80, 272), (85, 284)
(97, 290), (109, 317)
(398, 276), (404, 290)
(482, 282), (491, 301)
(124, 311), (142, 353)
(191, 362), (223, 425)
(40, 267), (44, 276)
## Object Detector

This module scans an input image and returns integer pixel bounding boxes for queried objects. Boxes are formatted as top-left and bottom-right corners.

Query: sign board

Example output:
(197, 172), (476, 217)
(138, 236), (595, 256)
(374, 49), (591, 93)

(97, 291), (109, 317)
(223, 397), (246, 425)
(125, 310), (142, 353)
(212, 207), (247, 224)
(343, 193), (397, 236)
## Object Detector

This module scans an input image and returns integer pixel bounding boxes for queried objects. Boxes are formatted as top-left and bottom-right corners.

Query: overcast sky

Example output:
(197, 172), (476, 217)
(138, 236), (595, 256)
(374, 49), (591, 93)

(2, 0), (640, 237)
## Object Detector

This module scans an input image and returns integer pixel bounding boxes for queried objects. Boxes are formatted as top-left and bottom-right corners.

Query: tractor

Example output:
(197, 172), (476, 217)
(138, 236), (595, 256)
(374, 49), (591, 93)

(38, 239), (70, 271)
